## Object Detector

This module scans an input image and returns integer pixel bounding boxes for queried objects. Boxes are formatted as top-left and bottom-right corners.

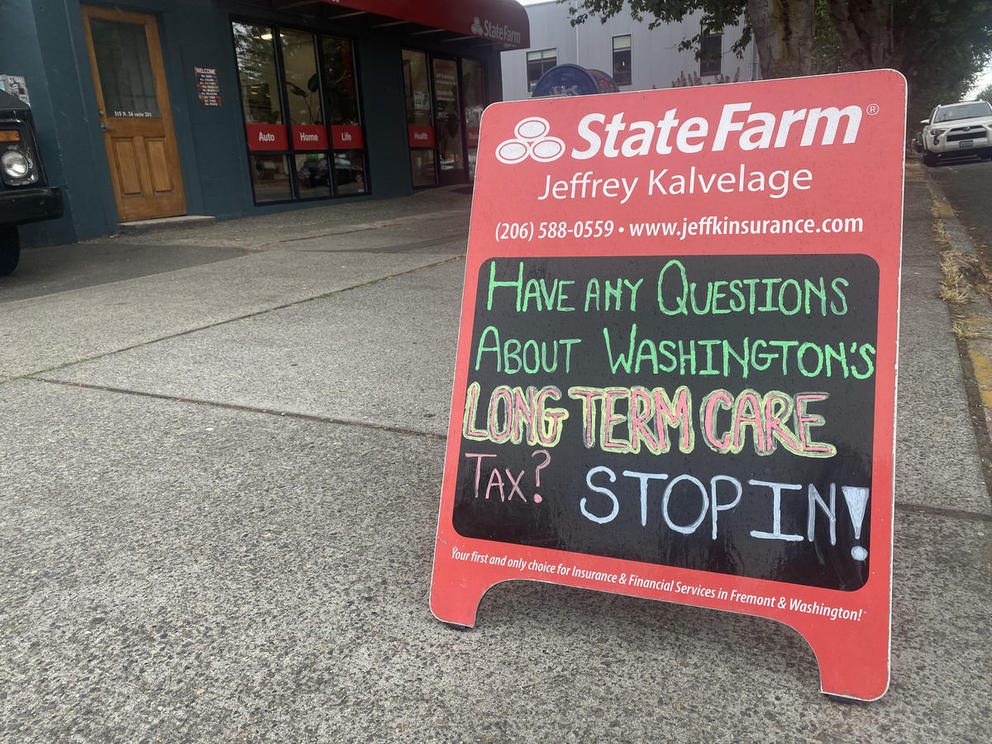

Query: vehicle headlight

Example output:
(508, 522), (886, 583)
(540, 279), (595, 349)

(931, 128), (946, 136)
(1, 148), (35, 182)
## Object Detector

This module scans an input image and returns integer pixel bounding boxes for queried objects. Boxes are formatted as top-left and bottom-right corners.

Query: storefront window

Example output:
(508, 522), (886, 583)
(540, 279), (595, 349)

(460, 59), (484, 180)
(333, 151), (366, 195)
(402, 49), (432, 128)
(402, 49), (436, 187)
(295, 153), (330, 198)
(281, 29), (321, 126)
(322, 37), (360, 125)
(322, 36), (366, 195)
(250, 154), (292, 202)
(233, 23), (281, 125)
(233, 21), (367, 202)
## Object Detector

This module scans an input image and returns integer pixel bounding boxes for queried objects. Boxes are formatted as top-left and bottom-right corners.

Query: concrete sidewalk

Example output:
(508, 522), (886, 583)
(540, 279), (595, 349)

(0, 177), (989, 742)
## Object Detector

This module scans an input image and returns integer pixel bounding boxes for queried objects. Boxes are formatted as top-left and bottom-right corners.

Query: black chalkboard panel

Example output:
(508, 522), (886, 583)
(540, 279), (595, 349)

(452, 254), (878, 591)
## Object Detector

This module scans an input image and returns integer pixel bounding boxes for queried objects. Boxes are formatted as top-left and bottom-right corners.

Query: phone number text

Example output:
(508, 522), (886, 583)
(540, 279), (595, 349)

(495, 220), (616, 242)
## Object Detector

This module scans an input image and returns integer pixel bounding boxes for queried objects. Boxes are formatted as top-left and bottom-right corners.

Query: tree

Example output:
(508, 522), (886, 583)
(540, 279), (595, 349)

(563, 1), (815, 79)
(980, 83), (992, 105)
(566, 0), (992, 129)
(892, 1), (992, 125)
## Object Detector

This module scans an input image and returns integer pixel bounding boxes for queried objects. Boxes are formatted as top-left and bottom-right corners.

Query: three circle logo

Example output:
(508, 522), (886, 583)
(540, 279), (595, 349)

(495, 117), (566, 164)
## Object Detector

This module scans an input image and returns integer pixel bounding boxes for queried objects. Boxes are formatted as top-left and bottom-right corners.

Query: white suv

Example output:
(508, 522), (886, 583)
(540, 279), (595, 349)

(921, 100), (992, 166)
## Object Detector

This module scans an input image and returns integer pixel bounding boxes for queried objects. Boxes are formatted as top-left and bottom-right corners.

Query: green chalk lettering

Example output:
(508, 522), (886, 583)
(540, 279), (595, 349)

(759, 278), (782, 311)
(623, 278), (643, 311)
(487, 260), (525, 311)
(474, 324), (581, 374)
(584, 278), (601, 311)
(605, 280), (623, 310)
(830, 277), (849, 315)
(804, 277), (827, 315)
(699, 339), (721, 375)
(521, 279), (542, 312)
(657, 259), (689, 316)
(851, 343), (876, 379)
(603, 324), (638, 374)
(711, 281), (729, 314)
(797, 342), (824, 377)
(778, 279), (802, 315)
(825, 342), (848, 378)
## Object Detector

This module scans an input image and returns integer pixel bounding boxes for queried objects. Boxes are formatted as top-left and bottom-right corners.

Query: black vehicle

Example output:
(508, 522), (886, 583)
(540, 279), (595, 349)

(0, 89), (63, 275)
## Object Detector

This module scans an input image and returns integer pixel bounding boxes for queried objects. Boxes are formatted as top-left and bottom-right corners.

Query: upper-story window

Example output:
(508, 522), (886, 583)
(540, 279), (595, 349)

(700, 33), (722, 76)
(526, 48), (557, 93)
(612, 35), (631, 86)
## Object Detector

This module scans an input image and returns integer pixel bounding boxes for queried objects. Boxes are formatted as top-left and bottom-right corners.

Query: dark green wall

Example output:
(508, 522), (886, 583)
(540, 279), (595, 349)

(0, 0), (117, 244)
(0, 0), (503, 247)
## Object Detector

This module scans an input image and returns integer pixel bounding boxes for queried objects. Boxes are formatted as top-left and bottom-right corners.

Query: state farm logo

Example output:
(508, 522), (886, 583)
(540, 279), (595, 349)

(471, 16), (521, 44)
(495, 117), (566, 164)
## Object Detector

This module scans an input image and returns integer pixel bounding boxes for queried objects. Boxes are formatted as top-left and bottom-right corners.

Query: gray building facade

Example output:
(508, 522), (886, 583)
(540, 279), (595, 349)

(501, 1), (756, 100)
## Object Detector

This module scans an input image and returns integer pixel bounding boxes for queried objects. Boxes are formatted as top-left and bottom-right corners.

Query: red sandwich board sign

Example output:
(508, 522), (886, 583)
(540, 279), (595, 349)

(431, 70), (905, 701)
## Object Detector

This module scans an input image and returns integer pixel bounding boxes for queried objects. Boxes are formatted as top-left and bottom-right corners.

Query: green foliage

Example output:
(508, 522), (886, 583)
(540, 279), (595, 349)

(980, 83), (992, 104)
(565, 0), (992, 132)
(564, 0), (751, 58)
(811, 1), (848, 74)
(894, 0), (992, 127)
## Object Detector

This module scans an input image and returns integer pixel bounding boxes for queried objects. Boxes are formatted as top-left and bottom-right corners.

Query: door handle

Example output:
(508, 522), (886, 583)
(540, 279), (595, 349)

(100, 121), (115, 132)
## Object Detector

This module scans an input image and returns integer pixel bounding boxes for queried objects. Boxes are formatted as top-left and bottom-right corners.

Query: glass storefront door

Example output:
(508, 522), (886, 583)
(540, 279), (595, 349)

(460, 58), (485, 181)
(402, 48), (436, 187)
(403, 50), (486, 188)
(431, 57), (464, 185)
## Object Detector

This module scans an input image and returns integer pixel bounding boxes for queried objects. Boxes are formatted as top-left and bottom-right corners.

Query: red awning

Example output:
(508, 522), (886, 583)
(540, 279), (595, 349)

(318, 0), (530, 49)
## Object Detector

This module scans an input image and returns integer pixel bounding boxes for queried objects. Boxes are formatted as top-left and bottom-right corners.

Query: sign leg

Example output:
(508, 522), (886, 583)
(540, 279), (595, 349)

(429, 554), (494, 628)
(796, 614), (890, 701)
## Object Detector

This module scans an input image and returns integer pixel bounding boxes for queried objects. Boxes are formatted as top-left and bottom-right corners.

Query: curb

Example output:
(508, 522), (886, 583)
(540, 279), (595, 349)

(116, 215), (217, 235)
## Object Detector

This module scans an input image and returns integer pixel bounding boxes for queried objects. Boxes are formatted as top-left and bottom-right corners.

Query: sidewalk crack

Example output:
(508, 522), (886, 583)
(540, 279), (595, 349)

(29, 377), (445, 441)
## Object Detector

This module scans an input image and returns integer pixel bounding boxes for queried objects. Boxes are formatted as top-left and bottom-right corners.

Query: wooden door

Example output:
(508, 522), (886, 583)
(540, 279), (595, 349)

(81, 5), (186, 222)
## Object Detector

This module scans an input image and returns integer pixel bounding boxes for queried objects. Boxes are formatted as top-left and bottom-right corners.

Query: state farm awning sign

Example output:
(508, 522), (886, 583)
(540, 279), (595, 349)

(431, 71), (905, 701)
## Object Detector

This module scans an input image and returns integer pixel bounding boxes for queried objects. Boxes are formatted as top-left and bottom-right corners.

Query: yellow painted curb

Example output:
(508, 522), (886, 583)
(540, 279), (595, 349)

(968, 349), (992, 409)
(904, 159), (925, 183)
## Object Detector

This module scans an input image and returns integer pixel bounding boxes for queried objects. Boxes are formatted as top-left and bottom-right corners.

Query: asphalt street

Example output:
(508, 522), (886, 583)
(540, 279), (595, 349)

(0, 176), (990, 742)
(928, 156), (992, 262)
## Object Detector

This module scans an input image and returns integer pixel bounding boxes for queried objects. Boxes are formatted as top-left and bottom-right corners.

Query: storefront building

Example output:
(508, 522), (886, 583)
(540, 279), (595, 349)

(500, 1), (756, 101)
(0, 0), (529, 246)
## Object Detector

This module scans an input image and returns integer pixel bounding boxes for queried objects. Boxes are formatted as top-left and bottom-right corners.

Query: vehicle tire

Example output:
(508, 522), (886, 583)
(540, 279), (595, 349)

(923, 151), (939, 167)
(0, 225), (21, 276)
